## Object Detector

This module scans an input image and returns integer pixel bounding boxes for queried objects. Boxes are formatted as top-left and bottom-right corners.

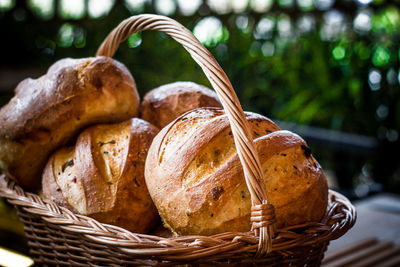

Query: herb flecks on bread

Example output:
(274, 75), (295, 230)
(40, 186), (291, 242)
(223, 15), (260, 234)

(145, 108), (328, 236)
(42, 118), (159, 233)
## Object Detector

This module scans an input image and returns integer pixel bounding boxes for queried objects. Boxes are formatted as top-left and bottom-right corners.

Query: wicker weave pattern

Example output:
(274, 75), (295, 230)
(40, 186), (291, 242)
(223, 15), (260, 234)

(0, 175), (355, 266)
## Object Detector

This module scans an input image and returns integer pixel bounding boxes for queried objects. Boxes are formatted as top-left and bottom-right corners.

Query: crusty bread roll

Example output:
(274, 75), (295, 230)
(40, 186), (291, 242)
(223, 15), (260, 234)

(145, 108), (328, 236)
(141, 81), (222, 129)
(42, 118), (158, 233)
(0, 56), (140, 190)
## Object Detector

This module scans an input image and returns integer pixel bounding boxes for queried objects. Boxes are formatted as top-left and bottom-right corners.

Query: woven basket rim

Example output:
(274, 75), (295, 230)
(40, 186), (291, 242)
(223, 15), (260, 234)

(0, 174), (356, 262)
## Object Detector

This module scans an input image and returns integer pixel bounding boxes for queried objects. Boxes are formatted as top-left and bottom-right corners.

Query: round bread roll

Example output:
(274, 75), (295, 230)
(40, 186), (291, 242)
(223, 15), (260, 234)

(42, 118), (158, 233)
(141, 81), (222, 129)
(0, 57), (140, 190)
(145, 108), (328, 236)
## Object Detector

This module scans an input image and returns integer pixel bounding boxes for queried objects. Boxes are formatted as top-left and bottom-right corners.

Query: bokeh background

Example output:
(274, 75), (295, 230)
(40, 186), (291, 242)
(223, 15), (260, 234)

(0, 0), (399, 256)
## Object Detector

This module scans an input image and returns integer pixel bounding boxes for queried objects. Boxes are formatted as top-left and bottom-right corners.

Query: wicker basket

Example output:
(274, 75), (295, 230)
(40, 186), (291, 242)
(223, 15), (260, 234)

(0, 14), (355, 266)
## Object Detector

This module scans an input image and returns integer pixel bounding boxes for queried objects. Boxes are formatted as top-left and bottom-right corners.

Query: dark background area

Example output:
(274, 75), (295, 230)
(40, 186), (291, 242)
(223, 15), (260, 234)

(0, 0), (399, 256)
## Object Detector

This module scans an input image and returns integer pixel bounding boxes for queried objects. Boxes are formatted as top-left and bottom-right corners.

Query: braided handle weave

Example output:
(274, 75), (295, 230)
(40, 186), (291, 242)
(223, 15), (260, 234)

(96, 14), (275, 255)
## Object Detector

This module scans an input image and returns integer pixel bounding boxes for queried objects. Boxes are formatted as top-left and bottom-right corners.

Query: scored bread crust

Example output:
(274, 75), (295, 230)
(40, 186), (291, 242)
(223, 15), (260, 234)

(42, 118), (159, 233)
(145, 108), (328, 236)
(141, 81), (222, 129)
(0, 56), (140, 190)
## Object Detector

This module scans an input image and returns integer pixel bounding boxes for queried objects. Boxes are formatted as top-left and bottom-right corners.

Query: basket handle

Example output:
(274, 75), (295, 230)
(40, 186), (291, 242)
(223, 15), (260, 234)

(96, 14), (275, 255)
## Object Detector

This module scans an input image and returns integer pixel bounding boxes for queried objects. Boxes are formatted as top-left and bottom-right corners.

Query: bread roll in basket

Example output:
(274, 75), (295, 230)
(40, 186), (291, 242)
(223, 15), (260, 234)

(0, 57), (140, 190)
(0, 14), (355, 266)
(145, 108), (328, 236)
(42, 118), (159, 234)
(141, 81), (222, 128)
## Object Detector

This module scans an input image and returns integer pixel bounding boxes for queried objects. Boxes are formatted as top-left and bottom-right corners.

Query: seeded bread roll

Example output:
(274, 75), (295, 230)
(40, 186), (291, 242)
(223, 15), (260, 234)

(0, 57), (140, 190)
(42, 118), (158, 233)
(145, 108), (328, 236)
(141, 81), (222, 129)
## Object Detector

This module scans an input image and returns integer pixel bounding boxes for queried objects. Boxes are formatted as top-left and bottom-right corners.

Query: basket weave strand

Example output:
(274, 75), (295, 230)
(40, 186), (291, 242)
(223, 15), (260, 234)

(97, 14), (274, 254)
(0, 175), (355, 265)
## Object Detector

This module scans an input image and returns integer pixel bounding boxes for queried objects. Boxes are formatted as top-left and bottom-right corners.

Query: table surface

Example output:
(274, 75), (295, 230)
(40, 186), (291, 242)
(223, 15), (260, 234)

(327, 193), (400, 251)
(322, 193), (400, 266)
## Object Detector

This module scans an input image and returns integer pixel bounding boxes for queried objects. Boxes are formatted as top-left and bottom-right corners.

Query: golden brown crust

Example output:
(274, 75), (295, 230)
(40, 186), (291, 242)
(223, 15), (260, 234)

(141, 81), (222, 129)
(0, 56), (140, 190)
(42, 118), (158, 233)
(41, 148), (76, 212)
(145, 108), (328, 236)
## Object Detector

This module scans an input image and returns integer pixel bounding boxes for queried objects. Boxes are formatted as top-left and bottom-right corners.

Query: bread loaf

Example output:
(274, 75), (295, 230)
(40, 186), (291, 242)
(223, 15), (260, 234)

(141, 81), (222, 129)
(42, 118), (158, 233)
(0, 57), (140, 190)
(145, 108), (328, 236)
